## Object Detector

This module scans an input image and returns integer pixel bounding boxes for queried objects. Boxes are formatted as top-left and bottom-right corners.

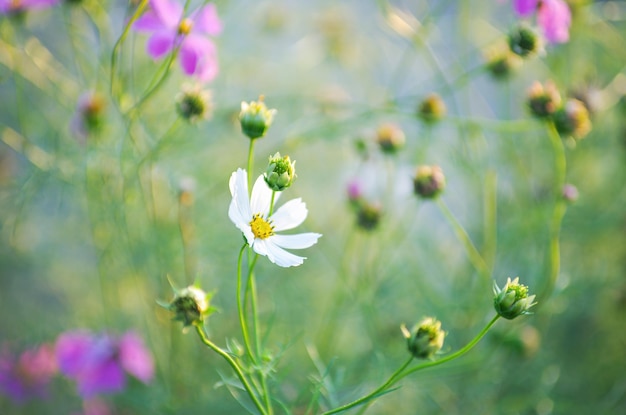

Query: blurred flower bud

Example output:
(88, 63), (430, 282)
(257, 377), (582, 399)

(413, 165), (445, 199)
(484, 46), (522, 79)
(159, 284), (215, 327)
(493, 277), (536, 320)
(401, 317), (445, 359)
(527, 80), (561, 119)
(264, 152), (296, 191)
(376, 123), (405, 154)
(561, 183), (579, 203)
(239, 97), (277, 140)
(418, 93), (446, 124)
(176, 85), (212, 122)
(356, 201), (382, 231)
(70, 91), (106, 141)
(508, 24), (542, 58)
(554, 99), (592, 140)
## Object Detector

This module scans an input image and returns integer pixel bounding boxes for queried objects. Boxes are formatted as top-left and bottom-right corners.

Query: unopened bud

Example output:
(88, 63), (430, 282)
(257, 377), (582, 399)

(176, 85), (212, 122)
(264, 152), (296, 191)
(493, 277), (536, 320)
(376, 123), (405, 154)
(413, 165), (445, 199)
(554, 99), (592, 140)
(508, 25), (542, 58)
(418, 93), (446, 124)
(401, 317), (445, 359)
(356, 201), (382, 231)
(239, 97), (277, 140)
(159, 284), (215, 327)
(527, 80), (561, 119)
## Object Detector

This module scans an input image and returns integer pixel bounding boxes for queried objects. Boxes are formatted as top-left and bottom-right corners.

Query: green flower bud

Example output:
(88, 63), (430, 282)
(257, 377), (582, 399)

(493, 277), (536, 320)
(376, 123), (405, 154)
(239, 97), (277, 140)
(508, 24), (542, 58)
(264, 152), (296, 191)
(418, 93), (446, 124)
(176, 85), (212, 122)
(527, 80), (561, 119)
(413, 165), (446, 199)
(356, 201), (382, 231)
(484, 45), (522, 80)
(554, 99), (592, 140)
(159, 284), (216, 327)
(401, 317), (446, 359)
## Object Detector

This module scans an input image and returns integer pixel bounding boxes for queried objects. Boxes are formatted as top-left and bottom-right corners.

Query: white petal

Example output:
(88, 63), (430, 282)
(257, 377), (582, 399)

(252, 238), (269, 257)
(271, 233), (321, 250)
(250, 174), (274, 215)
(264, 239), (306, 267)
(230, 169), (252, 220)
(271, 198), (308, 232)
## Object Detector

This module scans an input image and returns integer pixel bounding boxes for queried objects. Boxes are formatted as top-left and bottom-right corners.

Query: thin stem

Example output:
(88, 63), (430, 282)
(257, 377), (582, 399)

(269, 191), (276, 217)
(237, 244), (256, 362)
(540, 121), (567, 302)
(194, 325), (268, 415)
(322, 356), (414, 415)
(395, 314), (500, 381)
(247, 139), (256, 191)
(436, 198), (490, 281)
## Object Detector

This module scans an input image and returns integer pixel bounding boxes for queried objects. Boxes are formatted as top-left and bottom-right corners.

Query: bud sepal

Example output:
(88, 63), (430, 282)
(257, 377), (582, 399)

(493, 277), (536, 320)
(401, 317), (446, 359)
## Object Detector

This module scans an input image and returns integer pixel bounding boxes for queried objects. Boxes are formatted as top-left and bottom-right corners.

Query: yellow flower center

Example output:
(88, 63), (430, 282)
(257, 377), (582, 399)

(250, 214), (274, 239)
(178, 18), (193, 35)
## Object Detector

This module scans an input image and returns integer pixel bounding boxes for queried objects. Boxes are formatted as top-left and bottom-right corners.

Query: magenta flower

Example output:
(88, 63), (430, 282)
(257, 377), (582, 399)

(513, 0), (571, 44)
(0, 344), (57, 402)
(0, 0), (59, 14)
(133, 0), (222, 83)
(56, 331), (154, 398)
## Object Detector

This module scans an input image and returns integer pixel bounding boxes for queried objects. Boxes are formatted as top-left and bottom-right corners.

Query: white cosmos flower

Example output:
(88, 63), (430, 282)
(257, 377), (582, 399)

(228, 168), (322, 267)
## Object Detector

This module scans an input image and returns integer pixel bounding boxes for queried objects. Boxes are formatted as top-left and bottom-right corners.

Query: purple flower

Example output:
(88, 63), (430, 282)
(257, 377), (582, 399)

(133, 0), (222, 83)
(0, 344), (57, 402)
(56, 331), (154, 398)
(0, 0), (59, 14)
(513, 0), (571, 44)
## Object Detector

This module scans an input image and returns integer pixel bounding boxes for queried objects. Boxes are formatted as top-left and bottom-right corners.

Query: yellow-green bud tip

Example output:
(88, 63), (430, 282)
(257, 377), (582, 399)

(239, 97), (277, 140)
(402, 317), (446, 359)
(264, 152), (296, 191)
(493, 277), (536, 320)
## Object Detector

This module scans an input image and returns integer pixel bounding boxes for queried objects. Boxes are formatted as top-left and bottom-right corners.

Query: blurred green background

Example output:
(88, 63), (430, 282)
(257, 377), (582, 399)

(1, 0), (625, 413)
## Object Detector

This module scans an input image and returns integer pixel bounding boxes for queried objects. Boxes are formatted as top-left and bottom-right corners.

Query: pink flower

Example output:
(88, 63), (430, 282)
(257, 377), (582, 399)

(0, 344), (57, 402)
(0, 0), (59, 14)
(513, 0), (571, 44)
(56, 331), (154, 398)
(133, 0), (222, 83)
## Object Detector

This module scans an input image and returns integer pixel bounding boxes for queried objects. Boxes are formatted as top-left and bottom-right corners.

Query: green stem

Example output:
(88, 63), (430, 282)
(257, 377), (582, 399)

(110, 0), (148, 100)
(246, 253), (273, 415)
(436, 198), (490, 281)
(237, 244), (256, 362)
(194, 325), (268, 415)
(540, 122), (567, 302)
(247, 139), (256, 191)
(322, 356), (414, 415)
(395, 314), (500, 381)
(269, 191), (276, 217)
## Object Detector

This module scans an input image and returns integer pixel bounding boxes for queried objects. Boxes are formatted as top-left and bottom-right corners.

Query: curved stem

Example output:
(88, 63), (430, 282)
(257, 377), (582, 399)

(194, 325), (268, 415)
(395, 314), (500, 381)
(436, 198), (490, 281)
(322, 356), (414, 415)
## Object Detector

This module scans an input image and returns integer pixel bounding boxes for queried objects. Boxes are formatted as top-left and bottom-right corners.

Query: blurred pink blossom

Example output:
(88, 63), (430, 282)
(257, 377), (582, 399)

(0, 0), (59, 14)
(513, 0), (571, 44)
(0, 344), (57, 402)
(56, 331), (154, 398)
(133, 0), (222, 82)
